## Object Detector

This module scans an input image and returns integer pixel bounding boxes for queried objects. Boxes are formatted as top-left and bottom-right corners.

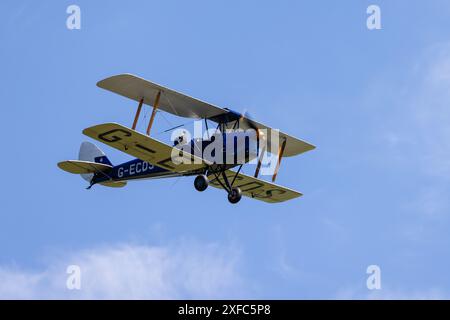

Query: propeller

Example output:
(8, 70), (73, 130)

(239, 110), (263, 140)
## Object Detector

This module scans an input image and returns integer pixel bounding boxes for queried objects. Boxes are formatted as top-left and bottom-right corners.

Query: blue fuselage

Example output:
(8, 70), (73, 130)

(93, 158), (176, 184)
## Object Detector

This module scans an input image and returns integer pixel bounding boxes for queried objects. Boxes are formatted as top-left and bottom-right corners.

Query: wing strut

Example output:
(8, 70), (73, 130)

(132, 98), (144, 130)
(146, 91), (161, 135)
(254, 144), (266, 178)
(272, 138), (287, 182)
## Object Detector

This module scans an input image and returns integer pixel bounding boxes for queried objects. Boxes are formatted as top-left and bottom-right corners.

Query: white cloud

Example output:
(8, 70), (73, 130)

(0, 241), (246, 299)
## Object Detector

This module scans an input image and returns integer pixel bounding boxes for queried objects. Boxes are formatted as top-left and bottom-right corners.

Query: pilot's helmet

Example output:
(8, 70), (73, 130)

(173, 129), (188, 146)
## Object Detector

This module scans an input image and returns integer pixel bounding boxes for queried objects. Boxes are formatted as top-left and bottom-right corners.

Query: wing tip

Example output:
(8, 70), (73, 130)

(96, 73), (138, 88)
(82, 122), (121, 135)
(57, 160), (78, 174)
(57, 161), (67, 171)
(307, 143), (316, 151)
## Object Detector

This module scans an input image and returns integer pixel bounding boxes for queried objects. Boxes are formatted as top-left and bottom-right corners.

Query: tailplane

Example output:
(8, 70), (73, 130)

(58, 142), (126, 188)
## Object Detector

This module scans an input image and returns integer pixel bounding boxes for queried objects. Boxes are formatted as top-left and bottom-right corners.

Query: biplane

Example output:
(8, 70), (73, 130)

(58, 74), (315, 204)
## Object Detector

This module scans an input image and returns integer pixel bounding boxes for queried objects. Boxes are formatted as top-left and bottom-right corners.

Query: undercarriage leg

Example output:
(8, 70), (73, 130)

(221, 170), (232, 192)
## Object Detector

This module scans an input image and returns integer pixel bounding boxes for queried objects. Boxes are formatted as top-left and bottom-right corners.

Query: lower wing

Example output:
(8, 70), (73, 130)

(207, 170), (302, 203)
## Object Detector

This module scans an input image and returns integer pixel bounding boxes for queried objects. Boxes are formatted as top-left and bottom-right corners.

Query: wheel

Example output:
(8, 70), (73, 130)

(228, 187), (242, 204)
(194, 174), (209, 192)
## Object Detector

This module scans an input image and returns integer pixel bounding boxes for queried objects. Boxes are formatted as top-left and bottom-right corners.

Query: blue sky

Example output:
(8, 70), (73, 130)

(1, 0), (450, 299)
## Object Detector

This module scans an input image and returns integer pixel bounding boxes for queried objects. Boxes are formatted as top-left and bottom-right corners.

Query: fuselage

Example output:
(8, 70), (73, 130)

(93, 158), (177, 185)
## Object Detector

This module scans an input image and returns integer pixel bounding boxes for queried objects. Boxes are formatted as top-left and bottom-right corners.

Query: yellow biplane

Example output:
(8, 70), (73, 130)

(58, 74), (315, 204)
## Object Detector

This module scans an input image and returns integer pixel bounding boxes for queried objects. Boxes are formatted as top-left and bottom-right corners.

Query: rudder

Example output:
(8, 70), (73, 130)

(78, 142), (112, 181)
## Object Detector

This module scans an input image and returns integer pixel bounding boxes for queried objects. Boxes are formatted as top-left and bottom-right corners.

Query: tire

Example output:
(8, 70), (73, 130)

(194, 174), (209, 192)
(228, 187), (242, 204)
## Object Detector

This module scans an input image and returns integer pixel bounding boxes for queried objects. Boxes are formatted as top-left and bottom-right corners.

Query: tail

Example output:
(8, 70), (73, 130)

(78, 142), (112, 182)
(58, 142), (126, 188)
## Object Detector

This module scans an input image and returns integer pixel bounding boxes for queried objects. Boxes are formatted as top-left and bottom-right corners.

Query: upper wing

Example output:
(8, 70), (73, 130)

(82, 122), (207, 173)
(57, 160), (112, 174)
(207, 170), (302, 203)
(98, 74), (315, 157)
(97, 74), (227, 119)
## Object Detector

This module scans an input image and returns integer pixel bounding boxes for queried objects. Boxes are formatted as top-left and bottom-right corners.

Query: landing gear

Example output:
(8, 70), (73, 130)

(199, 165), (242, 204)
(206, 165), (244, 204)
(194, 174), (209, 192)
(227, 187), (242, 204)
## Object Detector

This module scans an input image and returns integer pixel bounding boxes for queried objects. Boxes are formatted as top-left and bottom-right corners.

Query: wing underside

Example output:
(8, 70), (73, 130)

(207, 170), (302, 203)
(97, 74), (226, 119)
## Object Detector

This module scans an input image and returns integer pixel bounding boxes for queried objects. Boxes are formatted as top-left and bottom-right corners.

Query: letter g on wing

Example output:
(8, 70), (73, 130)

(98, 129), (132, 143)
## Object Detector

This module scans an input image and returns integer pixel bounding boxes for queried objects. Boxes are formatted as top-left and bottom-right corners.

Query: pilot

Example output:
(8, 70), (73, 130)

(173, 130), (188, 146)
